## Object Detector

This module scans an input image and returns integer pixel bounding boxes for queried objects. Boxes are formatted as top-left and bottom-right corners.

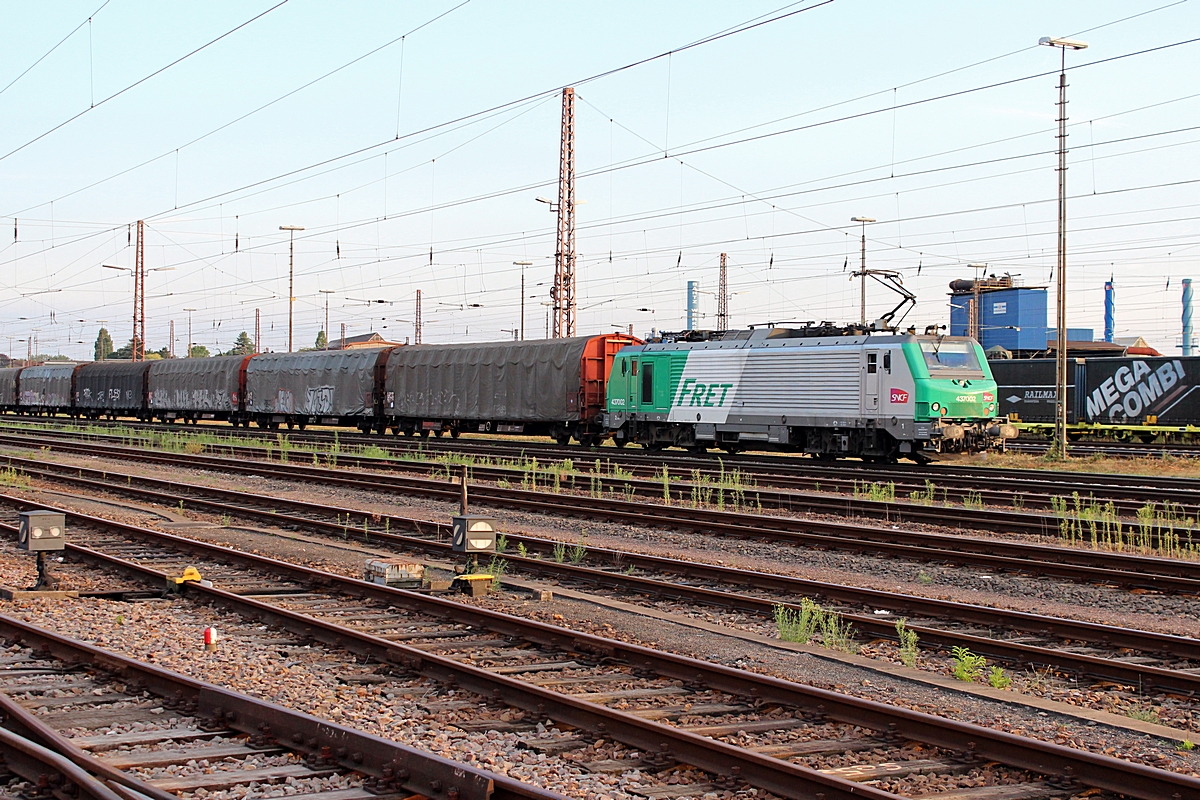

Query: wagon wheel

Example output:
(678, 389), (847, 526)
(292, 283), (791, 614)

(720, 444), (741, 455)
(687, 444), (708, 455)
(418, 429), (429, 438)
(555, 433), (572, 446)
(450, 428), (461, 439)
(643, 442), (664, 452)
(613, 438), (627, 448)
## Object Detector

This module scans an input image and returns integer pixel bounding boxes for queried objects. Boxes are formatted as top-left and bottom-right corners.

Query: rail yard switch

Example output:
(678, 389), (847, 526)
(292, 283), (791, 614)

(451, 515), (498, 553)
(17, 511), (65, 552)
(454, 574), (494, 597)
(167, 567), (204, 591)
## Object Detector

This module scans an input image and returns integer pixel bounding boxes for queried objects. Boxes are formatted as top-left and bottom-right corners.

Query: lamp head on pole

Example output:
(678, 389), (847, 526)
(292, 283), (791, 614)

(1039, 36), (1088, 50)
(850, 217), (876, 224)
(279, 225), (305, 232)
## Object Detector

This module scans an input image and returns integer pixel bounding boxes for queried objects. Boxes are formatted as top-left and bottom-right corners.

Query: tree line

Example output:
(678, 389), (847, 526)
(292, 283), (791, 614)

(93, 329), (328, 361)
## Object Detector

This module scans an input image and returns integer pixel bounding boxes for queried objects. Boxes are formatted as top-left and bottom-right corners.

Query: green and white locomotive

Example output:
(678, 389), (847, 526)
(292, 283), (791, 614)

(603, 326), (1014, 461)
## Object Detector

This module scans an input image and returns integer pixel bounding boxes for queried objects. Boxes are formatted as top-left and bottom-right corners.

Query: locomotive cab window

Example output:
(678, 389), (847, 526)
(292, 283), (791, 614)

(866, 353), (877, 374)
(918, 338), (984, 377)
(883, 351), (891, 372)
(631, 360), (639, 376)
(641, 362), (654, 404)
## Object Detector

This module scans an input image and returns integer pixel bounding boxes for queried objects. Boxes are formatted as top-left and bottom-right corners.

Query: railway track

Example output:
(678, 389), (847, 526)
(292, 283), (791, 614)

(5, 439), (1200, 595)
(0, 428), (1146, 540)
(2, 504), (1195, 800)
(6, 448), (1200, 698)
(6, 416), (1200, 516)
(0, 613), (560, 800)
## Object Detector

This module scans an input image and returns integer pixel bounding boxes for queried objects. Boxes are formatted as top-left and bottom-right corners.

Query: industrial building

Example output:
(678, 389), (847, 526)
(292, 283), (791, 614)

(949, 274), (1096, 357)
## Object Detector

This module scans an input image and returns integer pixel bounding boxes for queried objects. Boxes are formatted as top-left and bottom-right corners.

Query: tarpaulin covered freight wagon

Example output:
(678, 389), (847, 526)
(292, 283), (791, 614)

(0, 367), (22, 409)
(148, 355), (250, 417)
(246, 348), (393, 426)
(18, 363), (79, 411)
(74, 361), (151, 414)
(383, 334), (638, 440)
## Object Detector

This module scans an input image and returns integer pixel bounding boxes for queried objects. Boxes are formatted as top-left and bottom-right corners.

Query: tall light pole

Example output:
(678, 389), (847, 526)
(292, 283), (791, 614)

(850, 217), (876, 327)
(1040, 35), (1088, 459)
(514, 261), (532, 341)
(319, 289), (335, 349)
(280, 225), (304, 352)
(183, 308), (197, 358)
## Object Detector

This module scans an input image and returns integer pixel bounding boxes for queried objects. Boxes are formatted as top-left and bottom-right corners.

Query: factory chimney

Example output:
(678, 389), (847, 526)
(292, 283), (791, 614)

(1103, 279), (1114, 343)
(686, 280), (699, 330)
(1184, 279), (1194, 356)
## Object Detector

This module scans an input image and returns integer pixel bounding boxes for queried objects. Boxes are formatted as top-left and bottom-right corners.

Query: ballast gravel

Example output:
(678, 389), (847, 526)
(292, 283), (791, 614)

(0, 593), (695, 800)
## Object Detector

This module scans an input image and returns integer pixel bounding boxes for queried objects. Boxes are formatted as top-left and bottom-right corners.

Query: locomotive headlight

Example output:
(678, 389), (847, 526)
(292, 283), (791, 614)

(931, 402), (940, 412)
(939, 407), (948, 416)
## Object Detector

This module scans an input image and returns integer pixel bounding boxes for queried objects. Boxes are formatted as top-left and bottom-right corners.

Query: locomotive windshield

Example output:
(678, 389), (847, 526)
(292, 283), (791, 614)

(917, 338), (984, 376)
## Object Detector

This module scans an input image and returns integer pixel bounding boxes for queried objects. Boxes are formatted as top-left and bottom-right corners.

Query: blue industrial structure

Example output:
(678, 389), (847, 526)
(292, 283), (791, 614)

(1184, 278), (1194, 356)
(686, 280), (699, 330)
(1104, 280), (1114, 343)
(949, 274), (1093, 355)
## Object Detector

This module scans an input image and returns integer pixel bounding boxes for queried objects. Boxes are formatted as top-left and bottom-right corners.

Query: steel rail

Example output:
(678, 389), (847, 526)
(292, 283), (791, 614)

(7, 415), (1200, 509)
(7, 446), (1200, 594)
(14, 504), (1200, 800)
(0, 691), (183, 800)
(0, 614), (564, 800)
(10, 468), (1199, 696)
(0, 724), (125, 800)
(29, 540), (900, 800)
(5, 427), (1185, 536)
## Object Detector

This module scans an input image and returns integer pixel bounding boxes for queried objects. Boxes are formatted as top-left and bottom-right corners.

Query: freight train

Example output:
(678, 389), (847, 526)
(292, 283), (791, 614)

(992, 355), (1200, 442)
(0, 327), (1009, 460)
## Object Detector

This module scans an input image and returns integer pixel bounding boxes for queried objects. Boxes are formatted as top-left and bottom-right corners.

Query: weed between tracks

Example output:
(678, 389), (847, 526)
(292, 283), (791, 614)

(1050, 492), (1200, 559)
(773, 599), (857, 653)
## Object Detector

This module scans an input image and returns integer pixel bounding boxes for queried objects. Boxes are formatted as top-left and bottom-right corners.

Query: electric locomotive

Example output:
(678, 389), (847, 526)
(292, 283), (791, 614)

(603, 325), (1012, 461)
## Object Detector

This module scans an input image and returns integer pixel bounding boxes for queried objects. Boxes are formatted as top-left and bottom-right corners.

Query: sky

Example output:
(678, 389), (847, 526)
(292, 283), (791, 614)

(1, 0), (1198, 359)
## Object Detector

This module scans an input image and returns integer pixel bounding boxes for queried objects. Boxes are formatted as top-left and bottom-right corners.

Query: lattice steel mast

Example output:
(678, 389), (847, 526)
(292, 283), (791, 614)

(132, 220), (145, 361)
(717, 252), (728, 330)
(553, 88), (576, 338)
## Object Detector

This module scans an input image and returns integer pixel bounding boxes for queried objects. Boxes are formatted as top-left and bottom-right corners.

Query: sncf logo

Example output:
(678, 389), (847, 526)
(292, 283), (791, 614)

(890, 389), (910, 404)
(983, 391), (995, 402)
